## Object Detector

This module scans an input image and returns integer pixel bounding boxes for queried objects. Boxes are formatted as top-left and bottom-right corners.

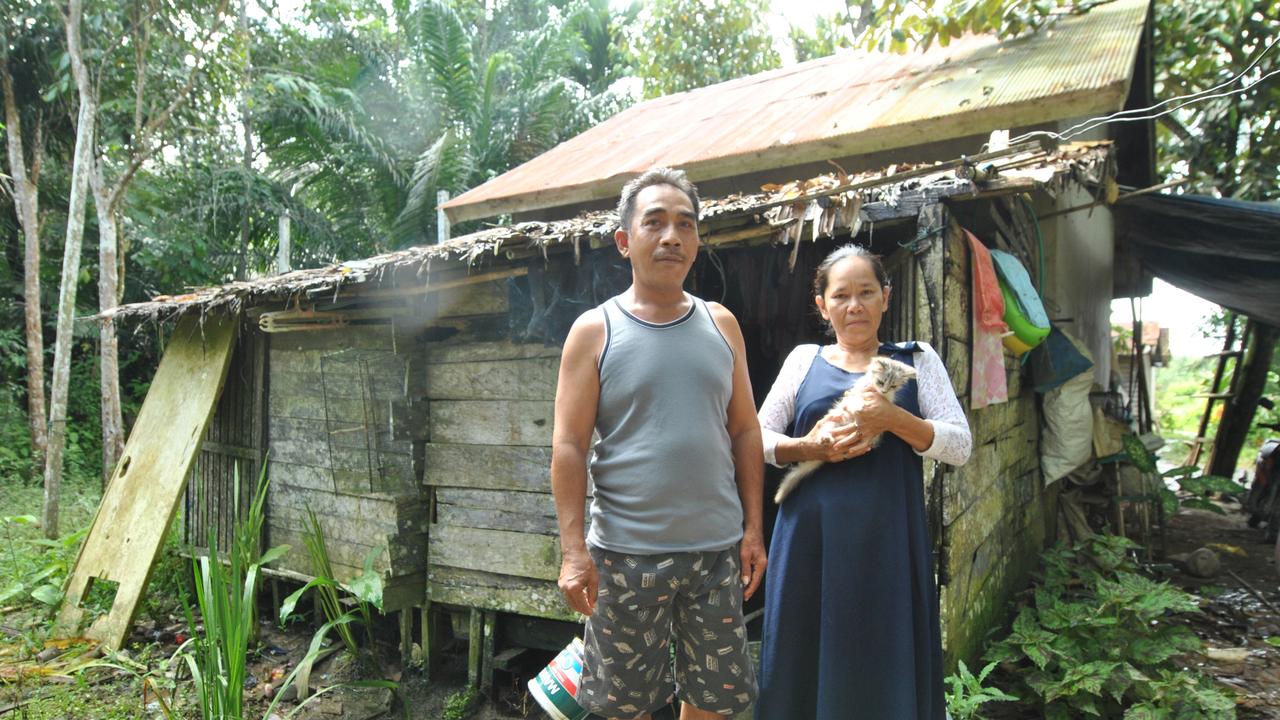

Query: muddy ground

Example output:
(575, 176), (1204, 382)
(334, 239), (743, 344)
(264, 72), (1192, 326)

(1160, 505), (1280, 718)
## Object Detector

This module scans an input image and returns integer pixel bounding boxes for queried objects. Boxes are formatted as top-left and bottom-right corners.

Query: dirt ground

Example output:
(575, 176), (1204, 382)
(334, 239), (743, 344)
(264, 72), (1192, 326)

(4, 503), (1277, 719)
(402, 502), (1280, 720)
(1160, 504), (1280, 718)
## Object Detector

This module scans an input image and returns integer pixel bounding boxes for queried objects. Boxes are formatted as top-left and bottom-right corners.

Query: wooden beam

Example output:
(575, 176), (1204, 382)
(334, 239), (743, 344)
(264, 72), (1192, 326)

(342, 267), (528, 301)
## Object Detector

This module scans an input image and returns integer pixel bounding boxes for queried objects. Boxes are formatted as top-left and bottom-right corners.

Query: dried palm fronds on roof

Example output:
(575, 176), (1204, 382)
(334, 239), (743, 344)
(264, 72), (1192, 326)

(106, 142), (1114, 323)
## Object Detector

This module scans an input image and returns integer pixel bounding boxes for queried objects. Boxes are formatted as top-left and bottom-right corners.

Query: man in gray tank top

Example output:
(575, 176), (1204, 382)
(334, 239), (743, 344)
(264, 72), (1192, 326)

(552, 167), (766, 720)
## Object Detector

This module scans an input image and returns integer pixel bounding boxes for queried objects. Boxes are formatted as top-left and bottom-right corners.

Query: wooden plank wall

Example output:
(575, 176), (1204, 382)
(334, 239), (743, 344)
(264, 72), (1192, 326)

(266, 324), (428, 611)
(422, 338), (580, 622)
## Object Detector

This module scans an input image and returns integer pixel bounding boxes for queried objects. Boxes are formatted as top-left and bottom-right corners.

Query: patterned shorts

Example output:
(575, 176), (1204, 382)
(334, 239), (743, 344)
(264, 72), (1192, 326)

(578, 544), (757, 718)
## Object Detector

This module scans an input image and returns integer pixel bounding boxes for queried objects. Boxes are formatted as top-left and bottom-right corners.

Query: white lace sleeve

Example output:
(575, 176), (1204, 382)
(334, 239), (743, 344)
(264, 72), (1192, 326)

(757, 345), (818, 467)
(913, 342), (972, 466)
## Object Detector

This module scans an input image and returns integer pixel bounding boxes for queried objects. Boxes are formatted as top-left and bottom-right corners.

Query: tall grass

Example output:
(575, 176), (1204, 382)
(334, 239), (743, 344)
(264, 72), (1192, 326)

(184, 462), (284, 720)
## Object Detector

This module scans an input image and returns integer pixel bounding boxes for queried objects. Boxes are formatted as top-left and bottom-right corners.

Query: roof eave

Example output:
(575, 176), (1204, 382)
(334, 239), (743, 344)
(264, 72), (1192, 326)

(443, 81), (1131, 225)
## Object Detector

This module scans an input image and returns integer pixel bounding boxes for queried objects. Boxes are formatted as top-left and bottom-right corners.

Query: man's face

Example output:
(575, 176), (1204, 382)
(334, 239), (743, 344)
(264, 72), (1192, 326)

(615, 183), (700, 284)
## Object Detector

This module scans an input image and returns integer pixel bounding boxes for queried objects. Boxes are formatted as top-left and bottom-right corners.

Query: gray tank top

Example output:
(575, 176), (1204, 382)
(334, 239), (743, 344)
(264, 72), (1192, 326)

(587, 294), (744, 554)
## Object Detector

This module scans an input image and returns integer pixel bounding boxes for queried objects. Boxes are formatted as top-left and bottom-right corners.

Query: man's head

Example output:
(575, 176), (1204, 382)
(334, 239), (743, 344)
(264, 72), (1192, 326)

(616, 167), (700, 234)
(614, 168), (701, 288)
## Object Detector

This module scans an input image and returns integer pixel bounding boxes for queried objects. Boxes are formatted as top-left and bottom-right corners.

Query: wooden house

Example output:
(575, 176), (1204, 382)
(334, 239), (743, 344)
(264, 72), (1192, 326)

(80, 0), (1159, 690)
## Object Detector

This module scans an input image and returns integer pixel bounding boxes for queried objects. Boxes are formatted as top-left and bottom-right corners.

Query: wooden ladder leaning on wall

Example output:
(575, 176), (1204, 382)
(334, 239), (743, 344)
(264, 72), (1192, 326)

(1185, 312), (1243, 468)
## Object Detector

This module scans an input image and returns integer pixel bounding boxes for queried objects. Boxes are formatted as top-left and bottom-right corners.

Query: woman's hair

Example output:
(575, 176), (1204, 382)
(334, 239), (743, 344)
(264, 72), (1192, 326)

(812, 244), (890, 297)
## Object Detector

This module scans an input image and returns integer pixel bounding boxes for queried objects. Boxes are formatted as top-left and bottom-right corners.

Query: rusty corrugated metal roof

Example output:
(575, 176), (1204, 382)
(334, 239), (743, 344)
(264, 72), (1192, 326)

(443, 0), (1148, 223)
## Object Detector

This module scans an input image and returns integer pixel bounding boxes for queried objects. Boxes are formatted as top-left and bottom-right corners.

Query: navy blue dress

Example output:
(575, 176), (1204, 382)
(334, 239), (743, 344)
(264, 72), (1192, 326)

(755, 342), (944, 720)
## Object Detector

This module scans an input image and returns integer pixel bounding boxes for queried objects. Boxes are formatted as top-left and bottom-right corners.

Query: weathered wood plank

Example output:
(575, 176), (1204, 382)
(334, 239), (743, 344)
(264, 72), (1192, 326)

(270, 504), (426, 537)
(269, 325), (398, 354)
(270, 370), (407, 407)
(427, 341), (562, 364)
(429, 401), (553, 446)
(428, 525), (559, 581)
(436, 281), (509, 319)
(268, 417), (414, 469)
(423, 444), (553, 491)
(424, 356), (559, 401)
(55, 313), (239, 649)
(268, 460), (331, 490)
(432, 488), (586, 534)
(436, 505), (558, 535)
(268, 487), (428, 535)
(269, 526), (427, 575)
(427, 566), (575, 621)
(436, 488), (553, 513)
(270, 392), (402, 424)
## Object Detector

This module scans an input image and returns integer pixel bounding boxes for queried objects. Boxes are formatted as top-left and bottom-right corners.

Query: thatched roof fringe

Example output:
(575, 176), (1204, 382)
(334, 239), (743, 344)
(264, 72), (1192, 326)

(106, 142), (1113, 323)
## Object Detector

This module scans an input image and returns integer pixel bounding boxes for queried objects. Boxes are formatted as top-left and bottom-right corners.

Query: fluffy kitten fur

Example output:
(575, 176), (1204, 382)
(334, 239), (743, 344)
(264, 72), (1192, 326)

(773, 356), (917, 504)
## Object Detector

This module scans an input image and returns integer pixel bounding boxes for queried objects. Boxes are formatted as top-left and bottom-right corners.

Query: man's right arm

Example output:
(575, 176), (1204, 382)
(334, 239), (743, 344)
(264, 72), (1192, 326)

(550, 309), (605, 617)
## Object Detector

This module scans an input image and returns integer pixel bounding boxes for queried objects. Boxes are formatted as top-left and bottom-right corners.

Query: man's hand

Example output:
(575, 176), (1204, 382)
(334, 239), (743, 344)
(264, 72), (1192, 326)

(558, 548), (599, 617)
(739, 531), (767, 601)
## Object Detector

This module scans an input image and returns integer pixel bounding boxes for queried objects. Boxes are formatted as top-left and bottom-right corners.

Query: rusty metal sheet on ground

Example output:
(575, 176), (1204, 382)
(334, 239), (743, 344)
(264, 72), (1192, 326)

(53, 312), (238, 649)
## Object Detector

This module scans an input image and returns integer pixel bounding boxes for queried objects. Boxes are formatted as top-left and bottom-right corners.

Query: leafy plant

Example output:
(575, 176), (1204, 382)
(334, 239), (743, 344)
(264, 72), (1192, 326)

(944, 660), (1018, 720)
(985, 535), (1235, 718)
(0, 514), (88, 610)
(441, 686), (479, 720)
(280, 506), (385, 657)
(1111, 433), (1244, 519)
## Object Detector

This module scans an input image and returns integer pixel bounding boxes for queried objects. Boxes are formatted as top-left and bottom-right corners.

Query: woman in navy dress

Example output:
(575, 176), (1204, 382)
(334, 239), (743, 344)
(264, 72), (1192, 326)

(754, 245), (971, 720)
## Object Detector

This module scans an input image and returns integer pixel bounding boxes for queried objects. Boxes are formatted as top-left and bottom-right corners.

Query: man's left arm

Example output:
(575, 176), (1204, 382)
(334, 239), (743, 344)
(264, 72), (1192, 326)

(710, 303), (767, 601)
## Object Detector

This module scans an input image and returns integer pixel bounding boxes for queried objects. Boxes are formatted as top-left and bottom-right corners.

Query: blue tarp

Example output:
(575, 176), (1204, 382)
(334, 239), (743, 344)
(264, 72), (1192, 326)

(1117, 193), (1280, 327)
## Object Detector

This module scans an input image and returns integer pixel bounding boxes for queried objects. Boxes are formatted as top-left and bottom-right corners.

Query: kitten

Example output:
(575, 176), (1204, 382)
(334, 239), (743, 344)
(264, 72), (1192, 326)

(773, 356), (917, 504)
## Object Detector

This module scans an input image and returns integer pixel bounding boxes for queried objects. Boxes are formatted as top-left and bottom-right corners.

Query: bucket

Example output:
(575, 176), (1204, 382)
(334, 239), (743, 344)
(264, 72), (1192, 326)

(528, 637), (590, 720)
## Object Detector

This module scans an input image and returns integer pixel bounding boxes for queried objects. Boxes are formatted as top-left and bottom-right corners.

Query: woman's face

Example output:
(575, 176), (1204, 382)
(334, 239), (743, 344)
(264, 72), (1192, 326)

(816, 256), (890, 345)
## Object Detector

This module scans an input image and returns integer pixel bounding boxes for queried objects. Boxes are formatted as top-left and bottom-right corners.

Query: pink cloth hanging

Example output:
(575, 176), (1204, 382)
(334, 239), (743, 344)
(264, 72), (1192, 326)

(967, 229), (1009, 409)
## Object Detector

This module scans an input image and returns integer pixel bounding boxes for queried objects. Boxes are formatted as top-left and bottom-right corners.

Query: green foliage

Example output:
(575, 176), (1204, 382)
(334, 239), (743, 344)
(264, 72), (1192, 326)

(944, 660), (1018, 720)
(185, 462), (286, 720)
(0, 514), (86, 609)
(985, 535), (1235, 718)
(442, 686), (480, 720)
(790, 13), (855, 63)
(1154, 355), (1216, 462)
(624, 0), (781, 98)
(838, 0), (1280, 202)
(1116, 433), (1245, 519)
(280, 506), (384, 657)
(0, 383), (34, 484)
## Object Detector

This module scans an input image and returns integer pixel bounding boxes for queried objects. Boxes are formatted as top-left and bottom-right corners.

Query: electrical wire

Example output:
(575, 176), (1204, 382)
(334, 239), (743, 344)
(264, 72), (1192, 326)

(1064, 66), (1280, 140)
(1007, 33), (1280, 146)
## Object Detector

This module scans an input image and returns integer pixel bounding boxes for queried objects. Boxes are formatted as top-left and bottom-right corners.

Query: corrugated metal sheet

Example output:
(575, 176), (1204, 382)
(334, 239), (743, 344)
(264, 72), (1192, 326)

(443, 0), (1148, 222)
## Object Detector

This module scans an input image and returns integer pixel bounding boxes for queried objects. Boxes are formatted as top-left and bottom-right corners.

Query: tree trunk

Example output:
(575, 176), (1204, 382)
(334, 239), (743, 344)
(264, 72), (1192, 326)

(0, 48), (48, 477)
(236, 0), (252, 281)
(1208, 321), (1280, 480)
(90, 168), (125, 487)
(45, 0), (96, 538)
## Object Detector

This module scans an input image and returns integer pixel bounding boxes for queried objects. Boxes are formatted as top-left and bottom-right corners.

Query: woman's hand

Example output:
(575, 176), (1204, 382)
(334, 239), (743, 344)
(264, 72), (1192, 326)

(796, 413), (873, 463)
(849, 387), (901, 439)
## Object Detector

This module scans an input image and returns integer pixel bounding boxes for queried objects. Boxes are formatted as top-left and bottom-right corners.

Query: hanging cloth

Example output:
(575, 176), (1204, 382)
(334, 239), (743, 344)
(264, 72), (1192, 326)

(967, 230), (1008, 409)
(965, 229), (1007, 333)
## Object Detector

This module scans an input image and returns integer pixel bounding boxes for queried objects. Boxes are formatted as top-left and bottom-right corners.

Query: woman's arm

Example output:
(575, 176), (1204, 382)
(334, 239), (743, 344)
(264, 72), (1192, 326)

(911, 343), (972, 465)
(759, 345), (864, 465)
(846, 343), (971, 465)
(757, 346), (811, 466)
